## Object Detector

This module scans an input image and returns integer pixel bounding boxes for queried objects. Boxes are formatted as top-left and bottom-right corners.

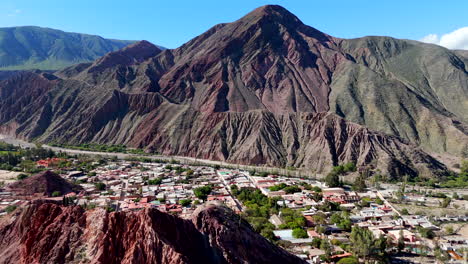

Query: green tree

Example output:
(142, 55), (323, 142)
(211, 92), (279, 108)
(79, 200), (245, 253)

(320, 238), (332, 259)
(343, 162), (357, 172)
(94, 182), (106, 191)
(397, 230), (405, 252)
(350, 226), (375, 262)
(194, 186), (212, 201)
(352, 174), (367, 192)
(325, 172), (341, 187)
(292, 228), (308, 238)
(283, 185), (301, 194)
(179, 199), (192, 207)
(51, 191), (61, 197)
(311, 237), (322, 248)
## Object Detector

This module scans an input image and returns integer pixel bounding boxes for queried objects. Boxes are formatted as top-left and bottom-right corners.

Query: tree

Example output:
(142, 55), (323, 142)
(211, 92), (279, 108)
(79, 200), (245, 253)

(440, 197), (451, 208)
(194, 186), (212, 201)
(325, 172), (341, 187)
(311, 237), (322, 248)
(320, 238), (332, 259)
(417, 227), (435, 239)
(51, 191), (61, 197)
(352, 174), (367, 192)
(343, 162), (357, 172)
(401, 208), (409, 215)
(292, 228), (308, 238)
(397, 230), (405, 252)
(148, 177), (163, 185)
(179, 199), (192, 207)
(283, 185), (301, 194)
(94, 182), (106, 191)
(350, 226), (376, 262)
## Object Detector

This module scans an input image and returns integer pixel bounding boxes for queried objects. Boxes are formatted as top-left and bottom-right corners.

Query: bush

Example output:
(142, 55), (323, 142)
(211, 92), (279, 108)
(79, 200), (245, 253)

(16, 174), (28, 180)
(337, 256), (359, 264)
(5, 205), (17, 213)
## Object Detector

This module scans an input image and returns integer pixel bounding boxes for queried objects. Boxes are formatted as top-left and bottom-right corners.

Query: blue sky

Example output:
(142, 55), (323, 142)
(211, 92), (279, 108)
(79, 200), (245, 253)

(1, 0), (467, 49)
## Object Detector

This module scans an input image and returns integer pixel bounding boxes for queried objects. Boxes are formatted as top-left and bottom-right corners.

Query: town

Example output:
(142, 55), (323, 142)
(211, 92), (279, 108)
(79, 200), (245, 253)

(1, 144), (468, 264)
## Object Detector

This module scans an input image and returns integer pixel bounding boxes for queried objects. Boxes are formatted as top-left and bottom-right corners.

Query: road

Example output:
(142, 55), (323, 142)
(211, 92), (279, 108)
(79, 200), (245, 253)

(115, 181), (127, 212)
(0, 134), (320, 179)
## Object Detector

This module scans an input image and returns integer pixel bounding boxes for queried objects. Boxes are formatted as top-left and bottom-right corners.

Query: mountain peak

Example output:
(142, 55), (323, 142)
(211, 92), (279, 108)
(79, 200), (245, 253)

(88, 40), (161, 73)
(241, 5), (303, 27)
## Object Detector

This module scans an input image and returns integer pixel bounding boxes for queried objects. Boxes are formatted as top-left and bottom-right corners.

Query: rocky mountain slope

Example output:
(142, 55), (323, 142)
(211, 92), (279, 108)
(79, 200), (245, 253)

(0, 26), (136, 70)
(0, 201), (304, 264)
(6, 171), (83, 196)
(0, 5), (466, 177)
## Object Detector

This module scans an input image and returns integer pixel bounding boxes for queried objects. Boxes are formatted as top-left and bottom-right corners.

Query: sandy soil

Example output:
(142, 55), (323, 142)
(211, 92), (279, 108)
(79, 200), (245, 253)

(458, 224), (468, 239)
(0, 170), (21, 185)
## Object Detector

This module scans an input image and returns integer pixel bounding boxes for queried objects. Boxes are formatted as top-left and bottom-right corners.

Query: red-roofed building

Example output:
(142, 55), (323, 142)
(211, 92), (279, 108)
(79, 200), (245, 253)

(36, 158), (66, 168)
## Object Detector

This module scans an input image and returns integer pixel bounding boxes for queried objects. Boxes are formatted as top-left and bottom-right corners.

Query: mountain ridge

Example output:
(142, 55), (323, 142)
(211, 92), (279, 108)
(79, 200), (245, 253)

(0, 5), (466, 178)
(0, 26), (141, 70)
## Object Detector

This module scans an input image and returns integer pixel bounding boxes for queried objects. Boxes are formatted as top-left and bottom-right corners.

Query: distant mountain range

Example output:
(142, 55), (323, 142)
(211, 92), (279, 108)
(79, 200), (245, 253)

(0, 26), (140, 70)
(0, 5), (467, 179)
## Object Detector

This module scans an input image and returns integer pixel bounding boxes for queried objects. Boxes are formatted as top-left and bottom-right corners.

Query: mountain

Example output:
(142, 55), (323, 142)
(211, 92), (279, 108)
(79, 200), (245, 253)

(6, 170), (83, 196)
(0, 26), (137, 70)
(0, 5), (466, 178)
(0, 201), (304, 264)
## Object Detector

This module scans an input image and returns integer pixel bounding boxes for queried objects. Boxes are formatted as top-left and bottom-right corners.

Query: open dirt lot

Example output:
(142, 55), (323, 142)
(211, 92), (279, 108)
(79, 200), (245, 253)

(0, 170), (21, 185)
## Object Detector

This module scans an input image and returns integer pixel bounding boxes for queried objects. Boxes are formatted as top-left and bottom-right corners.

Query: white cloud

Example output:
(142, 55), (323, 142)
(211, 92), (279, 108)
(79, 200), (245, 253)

(420, 27), (468, 50)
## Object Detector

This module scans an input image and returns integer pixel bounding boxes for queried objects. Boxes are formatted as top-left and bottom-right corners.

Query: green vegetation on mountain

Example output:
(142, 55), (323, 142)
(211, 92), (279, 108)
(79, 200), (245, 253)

(0, 26), (135, 70)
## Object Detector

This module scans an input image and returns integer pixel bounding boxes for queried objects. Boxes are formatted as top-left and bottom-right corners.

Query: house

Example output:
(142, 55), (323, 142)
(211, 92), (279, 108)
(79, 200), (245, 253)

(388, 229), (417, 243)
(322, 188), (360, 204)
(36, 158), (66, 168)
(269, 214), (284, 227)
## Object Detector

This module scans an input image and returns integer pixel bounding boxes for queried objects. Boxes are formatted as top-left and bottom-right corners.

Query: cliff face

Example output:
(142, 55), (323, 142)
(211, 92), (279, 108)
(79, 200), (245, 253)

(0, 5), (466, 177)
(0, 202), (304, 264)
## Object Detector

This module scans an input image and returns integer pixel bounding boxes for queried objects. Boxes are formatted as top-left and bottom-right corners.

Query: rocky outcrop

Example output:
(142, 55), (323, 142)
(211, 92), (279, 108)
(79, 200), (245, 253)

(0, 5), (466, 177)
(6, 171), (83, 196)
(0, 201), (304, 264)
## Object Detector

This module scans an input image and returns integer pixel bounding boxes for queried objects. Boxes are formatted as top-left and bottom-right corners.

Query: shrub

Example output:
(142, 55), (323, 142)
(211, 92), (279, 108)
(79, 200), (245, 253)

(16, 174), (28, 180)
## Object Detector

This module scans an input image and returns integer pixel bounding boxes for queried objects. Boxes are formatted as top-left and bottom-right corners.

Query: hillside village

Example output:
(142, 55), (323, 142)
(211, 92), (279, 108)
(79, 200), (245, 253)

(1, 149), (468, 263)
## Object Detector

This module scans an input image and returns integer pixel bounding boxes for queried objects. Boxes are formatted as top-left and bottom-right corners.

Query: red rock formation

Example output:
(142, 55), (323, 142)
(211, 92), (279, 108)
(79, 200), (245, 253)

(0, 201), (305, 264)
(0, 5), (465, 178)
(6, 171), (83, 197)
